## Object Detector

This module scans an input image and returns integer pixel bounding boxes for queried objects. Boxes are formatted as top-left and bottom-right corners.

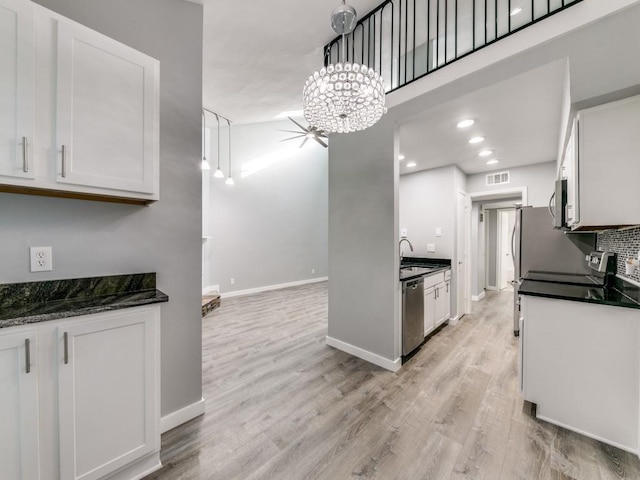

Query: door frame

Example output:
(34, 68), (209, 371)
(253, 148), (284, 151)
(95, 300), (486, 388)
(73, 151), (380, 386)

(468, 187), (528, 299)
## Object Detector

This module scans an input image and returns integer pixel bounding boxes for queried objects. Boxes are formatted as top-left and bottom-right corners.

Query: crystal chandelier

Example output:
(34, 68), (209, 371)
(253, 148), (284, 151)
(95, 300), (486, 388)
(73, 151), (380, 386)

(303, 1), (386, 134)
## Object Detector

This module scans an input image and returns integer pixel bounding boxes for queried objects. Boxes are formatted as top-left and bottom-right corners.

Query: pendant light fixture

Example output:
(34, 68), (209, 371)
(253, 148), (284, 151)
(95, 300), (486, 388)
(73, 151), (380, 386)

(302, 1), (387, 134)
(201, 110), (211, 170)
(212, 112), (224, 178)
(225, 118), (235, 186)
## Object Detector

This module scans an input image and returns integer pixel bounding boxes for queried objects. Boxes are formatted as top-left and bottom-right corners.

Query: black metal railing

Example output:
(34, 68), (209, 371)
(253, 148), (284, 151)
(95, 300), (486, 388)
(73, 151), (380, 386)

(324, 0), (582, 93)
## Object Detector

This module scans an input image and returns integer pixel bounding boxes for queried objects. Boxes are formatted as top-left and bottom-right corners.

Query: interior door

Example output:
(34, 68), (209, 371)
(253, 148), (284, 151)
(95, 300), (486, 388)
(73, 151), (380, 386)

(499, 209), (516, 289)
(457, 191), (469, 319)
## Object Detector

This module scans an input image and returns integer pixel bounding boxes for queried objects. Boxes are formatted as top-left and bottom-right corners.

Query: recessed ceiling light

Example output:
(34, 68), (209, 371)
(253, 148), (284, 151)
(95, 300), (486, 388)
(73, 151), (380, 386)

(469, 136), (485, 144)
(274, 110), (304, 119)
(406, 161), (417, 168)
(479, 150), (493, 157)
(486, 159), (500, 165)
(510, 7), (522, 16)
(399, 154), (405, 160)
(457, 119), (475, 129)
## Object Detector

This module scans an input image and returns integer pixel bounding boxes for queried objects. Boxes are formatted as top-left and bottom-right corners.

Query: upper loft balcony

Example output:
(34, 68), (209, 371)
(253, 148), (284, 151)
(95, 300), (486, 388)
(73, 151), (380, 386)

(324, 0), (582, 94)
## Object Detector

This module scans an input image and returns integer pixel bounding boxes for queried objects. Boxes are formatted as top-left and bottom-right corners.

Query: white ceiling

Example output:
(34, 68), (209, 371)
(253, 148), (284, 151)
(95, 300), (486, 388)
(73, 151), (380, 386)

(200, 0), (382, 124)
(398, 60), (567, 175)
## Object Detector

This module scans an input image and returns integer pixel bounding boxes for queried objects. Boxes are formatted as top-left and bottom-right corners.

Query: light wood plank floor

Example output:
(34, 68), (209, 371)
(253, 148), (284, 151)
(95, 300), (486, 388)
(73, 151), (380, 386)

(146, 283), (640, 479)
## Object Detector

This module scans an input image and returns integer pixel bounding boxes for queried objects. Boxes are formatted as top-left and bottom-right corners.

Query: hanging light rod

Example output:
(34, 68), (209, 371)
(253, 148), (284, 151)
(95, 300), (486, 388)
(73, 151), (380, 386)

(202, 107), (232, 126)
(203, 107), (233, 180)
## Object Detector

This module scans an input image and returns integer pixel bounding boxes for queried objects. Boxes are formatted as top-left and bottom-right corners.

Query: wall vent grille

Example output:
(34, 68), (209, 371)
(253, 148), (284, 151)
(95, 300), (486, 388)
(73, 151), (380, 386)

(486, 171), (510, 186)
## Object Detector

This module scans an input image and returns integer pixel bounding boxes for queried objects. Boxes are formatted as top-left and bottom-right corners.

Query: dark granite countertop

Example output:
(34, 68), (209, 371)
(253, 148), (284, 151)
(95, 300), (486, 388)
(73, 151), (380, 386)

(400, 257), (451, 282)
(519, 276), (640, 310)
(0, 273), (168, 328)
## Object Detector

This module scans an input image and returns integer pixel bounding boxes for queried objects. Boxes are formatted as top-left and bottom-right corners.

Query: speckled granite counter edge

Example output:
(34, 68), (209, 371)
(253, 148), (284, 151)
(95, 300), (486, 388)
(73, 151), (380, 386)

(0, 273), (169, 328)
(0, 290), (169, 328)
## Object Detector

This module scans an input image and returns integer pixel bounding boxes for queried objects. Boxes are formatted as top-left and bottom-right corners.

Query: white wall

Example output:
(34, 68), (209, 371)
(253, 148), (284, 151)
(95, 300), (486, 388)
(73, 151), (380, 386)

(5, 0), (204, 419)
(467, 161), (556, 207)
(204, 119), (328, 294)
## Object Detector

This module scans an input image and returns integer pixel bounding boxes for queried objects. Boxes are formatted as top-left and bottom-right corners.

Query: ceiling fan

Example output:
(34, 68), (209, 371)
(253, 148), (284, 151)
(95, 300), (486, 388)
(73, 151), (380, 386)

(280, 117), (328, 148)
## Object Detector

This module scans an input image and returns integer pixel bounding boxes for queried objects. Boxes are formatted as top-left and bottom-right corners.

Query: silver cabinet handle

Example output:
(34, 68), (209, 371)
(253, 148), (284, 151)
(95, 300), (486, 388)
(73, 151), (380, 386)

(22, 137), (28, 173)
(446, 283), (449, 293)
(63, 332), (69, 364)
(61, 145), (67, 178)
(25, 338), (31, 374)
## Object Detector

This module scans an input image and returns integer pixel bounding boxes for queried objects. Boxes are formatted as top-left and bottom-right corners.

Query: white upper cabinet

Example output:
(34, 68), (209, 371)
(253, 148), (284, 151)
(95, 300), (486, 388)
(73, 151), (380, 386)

(0, 0), (35, 180)
(569, 94), (640, 230)
(0, 0), (160, 204)
(55, 20), (159, 196)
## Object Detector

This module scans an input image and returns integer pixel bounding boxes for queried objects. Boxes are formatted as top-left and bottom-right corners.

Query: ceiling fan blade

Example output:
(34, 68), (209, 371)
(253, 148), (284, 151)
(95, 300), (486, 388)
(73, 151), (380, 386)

(299, 137), (309, 148)
(288, 117), (310, 133)
(280, 135), (307, 142)
(314, 137), (328, 148)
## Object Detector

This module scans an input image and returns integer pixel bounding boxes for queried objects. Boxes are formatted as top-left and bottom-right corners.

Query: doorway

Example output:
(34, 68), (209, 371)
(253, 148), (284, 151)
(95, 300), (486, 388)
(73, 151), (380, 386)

(497, 209), (516, 291)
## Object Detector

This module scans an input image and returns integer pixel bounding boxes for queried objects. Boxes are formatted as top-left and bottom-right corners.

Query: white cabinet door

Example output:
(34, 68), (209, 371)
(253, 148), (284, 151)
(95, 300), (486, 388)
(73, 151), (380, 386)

(0, 0), (34, 180)
(434, 284), (445, 327)
(0, 329), (39, 480)
(55, 19), (159, 197)
(442, 281), (451, 321)
(424, 286), (436, 336)
(58, 308), (160, 480)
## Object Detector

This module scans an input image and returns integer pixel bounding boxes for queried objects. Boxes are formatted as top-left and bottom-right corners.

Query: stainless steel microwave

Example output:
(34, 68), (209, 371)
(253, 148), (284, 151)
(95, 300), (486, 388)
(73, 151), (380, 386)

(553, 179), (568, 229)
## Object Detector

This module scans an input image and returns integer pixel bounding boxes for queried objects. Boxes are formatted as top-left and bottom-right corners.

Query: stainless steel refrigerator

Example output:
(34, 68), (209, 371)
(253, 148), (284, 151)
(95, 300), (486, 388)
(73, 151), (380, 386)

(511, 207), (596, 335)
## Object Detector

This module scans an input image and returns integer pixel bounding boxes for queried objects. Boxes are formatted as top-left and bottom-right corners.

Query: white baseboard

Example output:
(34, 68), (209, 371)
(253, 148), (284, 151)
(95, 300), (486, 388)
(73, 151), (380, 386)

(160, 397), (205, 434)
(325, 336), (401, 372)
(471, 291), (486, 302)
(221, 277), (328, 298)
(202, 285), (220, 295)
(447, 315), (460, 326)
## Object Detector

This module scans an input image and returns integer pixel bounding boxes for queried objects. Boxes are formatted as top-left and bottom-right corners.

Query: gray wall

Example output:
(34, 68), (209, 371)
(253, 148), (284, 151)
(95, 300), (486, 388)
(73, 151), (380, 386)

(467, 161), (556, 207)
(205, 119), (328, 293)
(328, 117), (400, 363)
(3, 0), (204, 417)
(399, 166), (457, 258)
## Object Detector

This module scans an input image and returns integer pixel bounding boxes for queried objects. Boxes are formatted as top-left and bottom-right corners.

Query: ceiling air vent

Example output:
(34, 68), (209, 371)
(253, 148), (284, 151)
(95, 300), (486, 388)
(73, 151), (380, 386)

(486, 171), (510, 186)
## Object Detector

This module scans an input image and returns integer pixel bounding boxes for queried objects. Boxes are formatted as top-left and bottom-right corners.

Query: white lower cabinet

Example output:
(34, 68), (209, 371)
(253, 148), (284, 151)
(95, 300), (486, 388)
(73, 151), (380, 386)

(521, 296), (639, 453)
(423, 271), (452, 337)
(0, 328), (39, 480)
(0, 305), (161, 480)
(424, 286), (436, 336)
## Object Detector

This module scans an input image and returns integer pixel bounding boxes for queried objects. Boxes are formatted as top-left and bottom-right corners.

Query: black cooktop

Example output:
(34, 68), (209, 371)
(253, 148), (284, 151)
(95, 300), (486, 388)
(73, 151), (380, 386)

(525, 271), (606, 287)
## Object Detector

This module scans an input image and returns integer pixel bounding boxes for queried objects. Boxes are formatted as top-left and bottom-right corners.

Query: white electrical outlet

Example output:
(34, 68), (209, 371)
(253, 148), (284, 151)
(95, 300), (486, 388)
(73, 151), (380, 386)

(30, 246), (53, 272)
(427, 243), (436, 253)
(230, 277), (235, 285)
(400, 228), (408, 238)
(311, 268), (316, 274)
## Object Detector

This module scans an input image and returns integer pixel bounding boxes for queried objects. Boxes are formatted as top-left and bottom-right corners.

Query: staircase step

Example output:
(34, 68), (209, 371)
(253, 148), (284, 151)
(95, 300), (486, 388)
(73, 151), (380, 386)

(202, 293), (220, 317)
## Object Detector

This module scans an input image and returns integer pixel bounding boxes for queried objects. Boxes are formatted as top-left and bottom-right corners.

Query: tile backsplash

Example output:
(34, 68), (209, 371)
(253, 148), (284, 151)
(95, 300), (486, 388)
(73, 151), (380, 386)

(597, 226), (640, 283)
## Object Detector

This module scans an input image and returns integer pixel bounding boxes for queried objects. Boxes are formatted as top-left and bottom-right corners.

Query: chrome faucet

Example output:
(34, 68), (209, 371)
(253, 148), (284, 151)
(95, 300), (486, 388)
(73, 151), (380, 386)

(399, 238), (414, 262)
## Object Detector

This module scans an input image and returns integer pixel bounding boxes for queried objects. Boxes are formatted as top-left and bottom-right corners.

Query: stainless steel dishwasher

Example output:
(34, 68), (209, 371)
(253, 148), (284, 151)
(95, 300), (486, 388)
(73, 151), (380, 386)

(402, 277), (424, 356)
